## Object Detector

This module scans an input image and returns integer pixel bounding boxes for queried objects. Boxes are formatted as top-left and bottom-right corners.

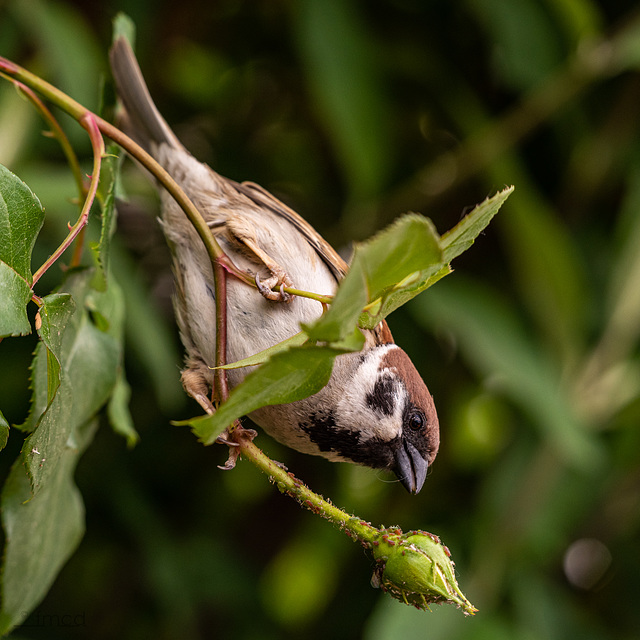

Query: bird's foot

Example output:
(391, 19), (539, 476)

(216, 423), (258, 470)
(255, 272), (293, 302)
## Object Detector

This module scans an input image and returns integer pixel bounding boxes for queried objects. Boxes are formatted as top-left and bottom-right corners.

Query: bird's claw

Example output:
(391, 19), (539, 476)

(216, 424), (258, 470)
(255, 273), (293, 302)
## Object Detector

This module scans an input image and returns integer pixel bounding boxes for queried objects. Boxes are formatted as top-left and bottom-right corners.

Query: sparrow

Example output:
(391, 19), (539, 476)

(109, 37), (439, 493)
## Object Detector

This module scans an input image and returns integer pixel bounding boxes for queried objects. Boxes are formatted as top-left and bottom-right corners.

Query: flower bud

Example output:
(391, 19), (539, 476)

(370, 528), (477, 614)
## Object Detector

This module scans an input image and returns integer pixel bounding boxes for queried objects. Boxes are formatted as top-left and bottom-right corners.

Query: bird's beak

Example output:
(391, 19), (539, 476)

(394, 440), (428, 494)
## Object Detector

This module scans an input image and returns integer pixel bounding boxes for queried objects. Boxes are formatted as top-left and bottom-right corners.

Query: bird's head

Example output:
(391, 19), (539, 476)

(298, 344), (440, 494)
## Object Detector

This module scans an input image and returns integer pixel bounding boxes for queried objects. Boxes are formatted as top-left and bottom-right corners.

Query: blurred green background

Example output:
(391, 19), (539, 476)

(1, 0), (640, 638)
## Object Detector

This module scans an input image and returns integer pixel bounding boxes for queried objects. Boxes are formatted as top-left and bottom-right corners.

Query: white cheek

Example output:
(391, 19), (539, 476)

(335, 355), (407, 441)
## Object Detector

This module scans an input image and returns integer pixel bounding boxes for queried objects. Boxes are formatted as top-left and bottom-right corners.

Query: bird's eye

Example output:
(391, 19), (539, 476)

(407, 411), (425, 431)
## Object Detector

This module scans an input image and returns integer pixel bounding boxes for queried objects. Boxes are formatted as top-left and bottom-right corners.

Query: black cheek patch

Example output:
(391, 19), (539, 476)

(299, 411), (359, 456)
(299, 411), (397, 469)
(365, 375), (396, 416)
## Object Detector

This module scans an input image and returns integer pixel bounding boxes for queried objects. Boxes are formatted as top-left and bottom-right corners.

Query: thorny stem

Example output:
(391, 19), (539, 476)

(0, 56), (334, 413)
(233, 429), (477, 617)
(31, 112), (104, 286)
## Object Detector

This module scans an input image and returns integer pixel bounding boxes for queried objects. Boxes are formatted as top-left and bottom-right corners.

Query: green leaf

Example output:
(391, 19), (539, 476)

(88, 255), (138, 445)
(36, 293), (74, 352)
(359, 264), (452, 330)
(352, 213), (443, 330)
(0, 261), (32, 337)
(215, 331), (310, 369)
(306, 214), (442, 341)
(0, 419), (98, 635)
(358, 214), (443, 301)
(38, 293), (73, 403)
(0, 163), (45, 281)
(0, 269), (123, 633)
(329, 326), (366, 352)
(0, 410), (8, 451)
(308, 189), (512, 336)
(17, 293), (75, 433)
(440, 186), (514, 264)
(107, 373), (139, 447)
(25, 281), (119, 495)
(304, 257), (367, 342)
(112, 11), (136, 46)
(184, 346), (345, 445)
(90, 144), (121, 291)
(0, 163), (45, 337)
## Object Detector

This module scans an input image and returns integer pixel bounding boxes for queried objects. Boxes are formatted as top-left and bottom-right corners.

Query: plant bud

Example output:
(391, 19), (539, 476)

(370, 528), (477, 614)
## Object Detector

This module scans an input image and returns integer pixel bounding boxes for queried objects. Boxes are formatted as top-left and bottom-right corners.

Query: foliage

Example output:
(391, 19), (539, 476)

(0, 6), (511, 635)
(0, 51), (507, 633)
(0, 1), (639, 639)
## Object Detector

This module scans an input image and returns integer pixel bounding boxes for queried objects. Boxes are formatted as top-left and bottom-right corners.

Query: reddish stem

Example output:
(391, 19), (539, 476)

(213, 258), (230, 404)
(31, 113), (104, 286)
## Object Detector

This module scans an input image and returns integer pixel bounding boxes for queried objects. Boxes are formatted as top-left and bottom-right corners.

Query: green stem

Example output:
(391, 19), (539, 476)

(0, 56), (226, 272)
(282, 287), (333, 305)
(0, 55), (477, 616)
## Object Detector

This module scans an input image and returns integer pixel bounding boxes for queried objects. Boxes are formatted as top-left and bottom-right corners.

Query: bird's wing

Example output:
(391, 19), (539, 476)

(233, 181), (349, 281)
(235, 182), (394, 346)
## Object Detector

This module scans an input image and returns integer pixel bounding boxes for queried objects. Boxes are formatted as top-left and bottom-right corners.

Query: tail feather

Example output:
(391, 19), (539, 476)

(109, 37), (182, 152)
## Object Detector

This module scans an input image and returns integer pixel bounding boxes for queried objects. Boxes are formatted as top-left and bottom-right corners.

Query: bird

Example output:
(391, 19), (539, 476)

(109, 37), (439, 494)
